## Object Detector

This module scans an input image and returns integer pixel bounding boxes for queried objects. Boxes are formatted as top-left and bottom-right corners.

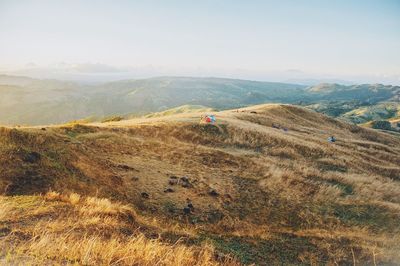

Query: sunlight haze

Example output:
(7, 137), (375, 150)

(0, 0), (399, 83)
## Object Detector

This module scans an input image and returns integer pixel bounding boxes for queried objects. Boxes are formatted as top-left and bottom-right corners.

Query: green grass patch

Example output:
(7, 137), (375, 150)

(202, 234), (316, 265)
(332, 203), (400, 232)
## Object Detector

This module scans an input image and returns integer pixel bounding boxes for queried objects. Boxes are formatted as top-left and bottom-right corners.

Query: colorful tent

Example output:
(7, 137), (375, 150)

(202, 115), (216, 123)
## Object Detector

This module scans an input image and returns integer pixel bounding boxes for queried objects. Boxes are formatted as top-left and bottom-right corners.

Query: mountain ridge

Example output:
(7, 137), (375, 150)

(1, 75), (399, 127)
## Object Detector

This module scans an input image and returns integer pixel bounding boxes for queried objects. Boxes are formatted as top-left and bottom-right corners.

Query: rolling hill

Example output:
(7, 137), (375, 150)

(303, 83), (400, 127)
(1, 104), (400, 265)
(0, 75), (306, 125)
(1, 74), (399, 129)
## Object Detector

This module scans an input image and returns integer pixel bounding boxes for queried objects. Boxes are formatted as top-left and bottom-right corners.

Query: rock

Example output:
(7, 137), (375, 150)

(164, 188), (174, 193)
(180, 176), (193, 188)
(169, 175), (178, 179)
(183, 207), (191, 215)
(208, 189), (219, 197)
(23, 152), (41, 163)
(250, 111), (257, 114)
(180, 176), (189, 183)
(168, 179), (178, 185)
(41, 128), (46, 131)
(141, 192), (149, 199)
(181, 181), (193, 188)
(187, 203), (194, 211)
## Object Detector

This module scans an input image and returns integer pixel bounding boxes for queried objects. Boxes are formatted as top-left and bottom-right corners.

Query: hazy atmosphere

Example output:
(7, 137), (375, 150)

(1, 1), (400, 265)
(0, 0), (399, 83)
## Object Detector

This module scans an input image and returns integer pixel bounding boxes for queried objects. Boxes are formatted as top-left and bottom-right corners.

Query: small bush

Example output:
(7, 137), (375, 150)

(371, 120), (392, 130)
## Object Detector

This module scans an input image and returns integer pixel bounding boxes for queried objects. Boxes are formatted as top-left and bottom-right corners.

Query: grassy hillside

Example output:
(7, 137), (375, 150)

(341, 102), (400, 124)
(1, 75), (399, 126)
(306, 83), (399, 103)
(304, 83), (400, 127)
(1, 104), (400, 265)
(0, 75), (305, 125)
(143, 104), (215, 118)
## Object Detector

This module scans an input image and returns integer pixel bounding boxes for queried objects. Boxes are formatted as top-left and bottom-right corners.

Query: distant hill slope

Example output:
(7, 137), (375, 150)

(143, 104), (215, 118)
(1, 104), (400, 265)
(304, 83), (400, 126)
(0, 75), (306, 125)
(341, 102), (400, 124)
(1, 75), (399, 126)
(306, 83), (400, 102)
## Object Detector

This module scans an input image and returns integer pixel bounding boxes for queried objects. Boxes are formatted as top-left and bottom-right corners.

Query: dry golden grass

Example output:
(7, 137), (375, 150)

(0, 193), (238, 265)
(1, 104), (400, 265)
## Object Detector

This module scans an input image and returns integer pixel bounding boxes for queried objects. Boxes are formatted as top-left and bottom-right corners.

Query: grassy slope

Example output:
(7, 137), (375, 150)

(144, 104), (215, 118)
(0, 76), (306, 126)
(341, 102), (400, 124)
(1, 104), (400, 265)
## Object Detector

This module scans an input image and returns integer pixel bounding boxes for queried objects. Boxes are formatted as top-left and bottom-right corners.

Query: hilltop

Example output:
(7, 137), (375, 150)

(1, 104), (400, 265)
(0, 75), (305, 125)
(1, 75), (399, 128)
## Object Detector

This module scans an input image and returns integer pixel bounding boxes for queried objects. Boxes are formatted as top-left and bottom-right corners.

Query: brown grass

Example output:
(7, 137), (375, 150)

(0, 193), (238, 265)
(1, 104), (400, 265)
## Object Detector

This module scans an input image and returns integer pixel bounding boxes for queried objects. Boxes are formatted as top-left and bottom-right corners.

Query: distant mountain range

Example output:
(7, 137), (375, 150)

(0, 74), (399, 126)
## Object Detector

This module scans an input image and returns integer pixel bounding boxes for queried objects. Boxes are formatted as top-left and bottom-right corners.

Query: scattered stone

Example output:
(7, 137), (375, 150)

(23, 152), (41, 163)
(250, 111), (257, 114)
(180, 176), (189, 183)
(180, 176), (193, 188)
(164, 188), (174, 193)
(41, 128), (46, 131)
(187, 203), (194, 211)
(183, 206), (191, 215)
(169, 179), (178, 185)
(169, 175), (178, 179)
(208, 189), (219, 197)
(141, 192), (149, 199)
(131, 176), (139, 181)
(181, 181), (193, 188)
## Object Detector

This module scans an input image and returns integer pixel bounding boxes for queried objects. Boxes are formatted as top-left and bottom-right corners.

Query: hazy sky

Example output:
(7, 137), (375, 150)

(0, 0), (399, 82)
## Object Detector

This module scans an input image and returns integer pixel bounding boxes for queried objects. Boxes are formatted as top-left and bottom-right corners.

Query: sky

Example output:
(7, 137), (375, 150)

(0, 0), (399, 84)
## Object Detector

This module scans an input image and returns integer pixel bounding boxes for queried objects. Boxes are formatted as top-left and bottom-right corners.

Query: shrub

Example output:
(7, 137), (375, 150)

(371, 120), (392, 130)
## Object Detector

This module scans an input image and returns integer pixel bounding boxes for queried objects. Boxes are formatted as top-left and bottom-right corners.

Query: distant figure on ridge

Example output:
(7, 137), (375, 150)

(328, 136), (336, 143)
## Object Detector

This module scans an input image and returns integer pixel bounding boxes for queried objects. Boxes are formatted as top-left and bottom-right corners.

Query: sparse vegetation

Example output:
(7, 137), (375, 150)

(1, 104), (400, 265)
(370, 120), (393, 130)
